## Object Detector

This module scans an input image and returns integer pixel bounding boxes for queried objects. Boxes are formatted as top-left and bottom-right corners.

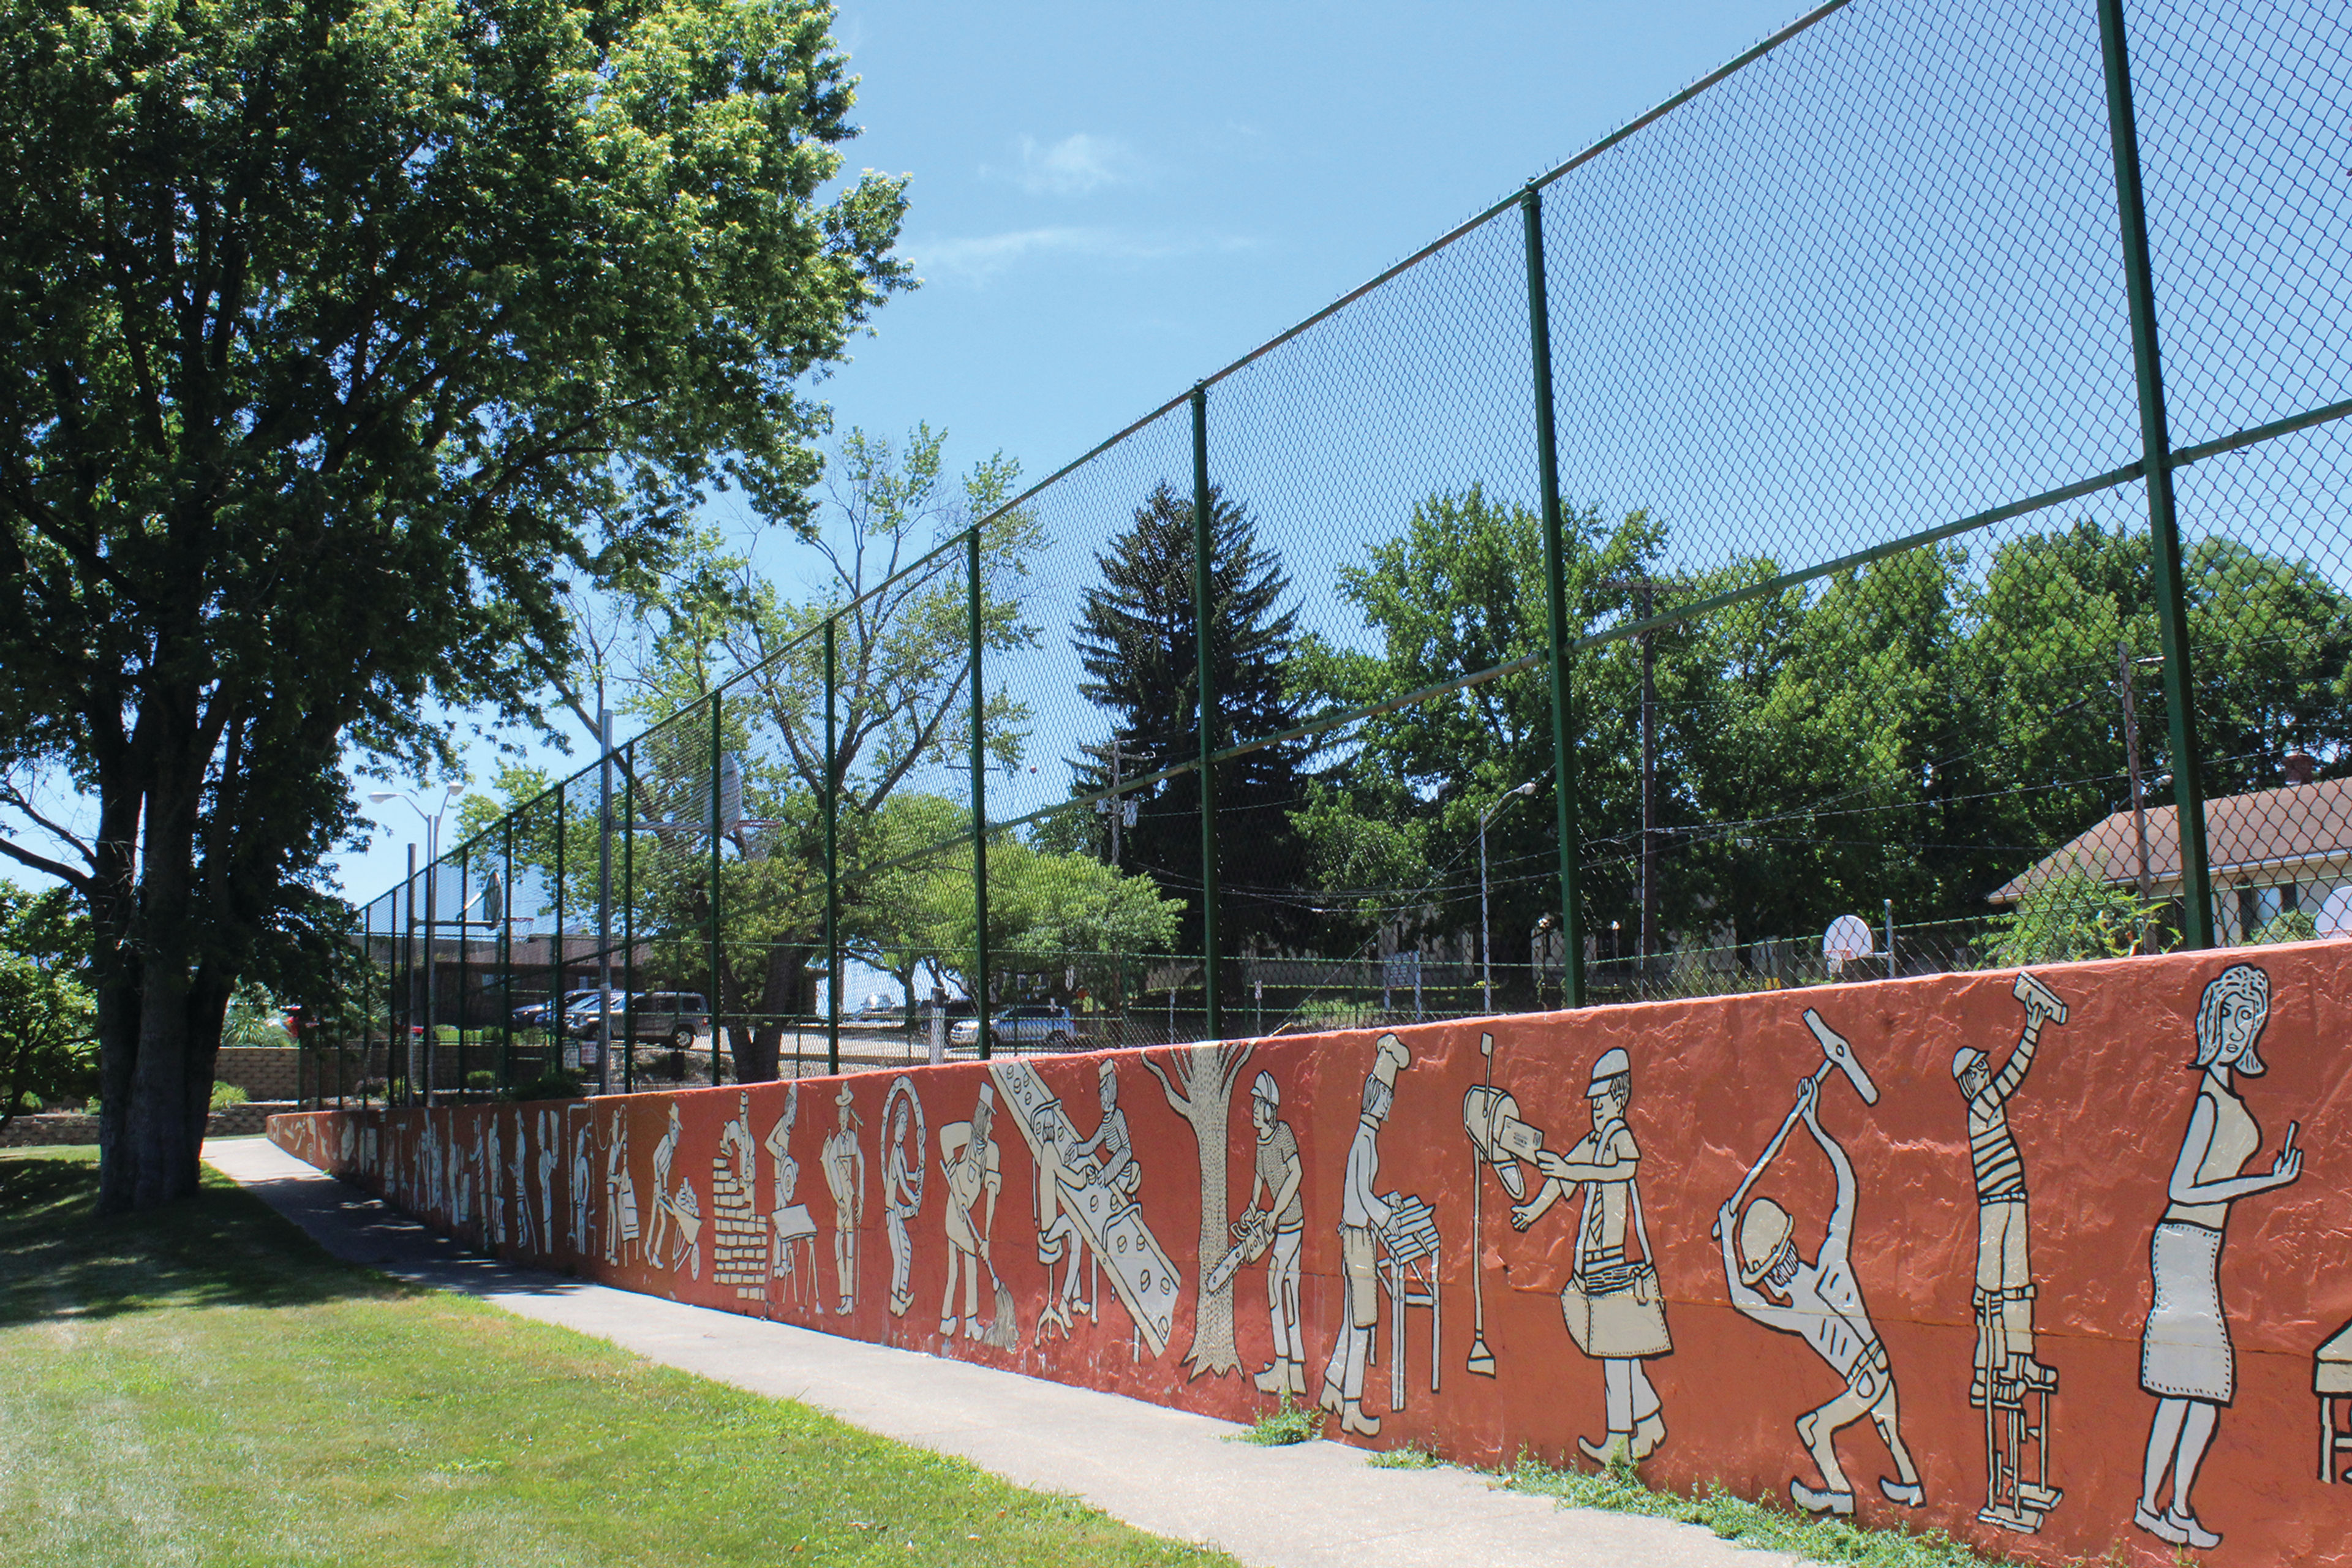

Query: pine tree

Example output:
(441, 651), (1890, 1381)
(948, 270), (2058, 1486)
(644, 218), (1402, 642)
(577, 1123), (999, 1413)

(1071, 483), (1310, 966)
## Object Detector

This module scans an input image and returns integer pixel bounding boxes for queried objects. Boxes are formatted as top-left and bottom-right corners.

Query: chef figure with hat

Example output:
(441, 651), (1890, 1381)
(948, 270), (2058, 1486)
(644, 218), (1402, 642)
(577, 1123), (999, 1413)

(1317, 1033), (1411, 1437)
(1717, 1076), (1923, 1517)
(1509, 1046), (1671, 1466)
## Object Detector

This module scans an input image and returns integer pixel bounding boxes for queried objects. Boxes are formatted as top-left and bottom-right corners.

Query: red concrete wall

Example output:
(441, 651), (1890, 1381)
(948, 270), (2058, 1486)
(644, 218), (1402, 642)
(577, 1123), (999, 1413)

(270, 940), (2352, 1565)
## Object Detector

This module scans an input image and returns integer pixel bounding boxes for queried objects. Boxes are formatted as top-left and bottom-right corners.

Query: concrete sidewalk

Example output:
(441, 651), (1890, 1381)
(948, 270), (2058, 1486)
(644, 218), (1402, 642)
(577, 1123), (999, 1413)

(206, 1136), (1792, 1568)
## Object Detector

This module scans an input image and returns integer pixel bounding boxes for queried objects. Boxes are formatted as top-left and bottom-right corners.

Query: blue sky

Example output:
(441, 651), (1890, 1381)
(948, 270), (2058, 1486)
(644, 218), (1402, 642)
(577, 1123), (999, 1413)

(335, 0), (2352, 932)
(336, 1), (1811, 900)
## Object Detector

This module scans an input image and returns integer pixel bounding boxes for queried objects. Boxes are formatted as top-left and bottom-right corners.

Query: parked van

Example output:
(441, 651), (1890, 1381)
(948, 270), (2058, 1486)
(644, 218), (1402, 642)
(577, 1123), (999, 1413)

(564, 991), (709, 1049)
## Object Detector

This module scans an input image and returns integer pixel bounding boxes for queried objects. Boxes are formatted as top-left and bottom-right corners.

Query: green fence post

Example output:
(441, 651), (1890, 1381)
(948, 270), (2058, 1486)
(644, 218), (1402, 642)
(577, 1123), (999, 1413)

(553, 786), (566, 1087)
(456, 850), (469, 1098)
(1523, 183), (1587, 1006)
(501, 816), (514, 1093)
(970, 528), (992, 1060)
(1192, 385), (1223, 1042)
(826, 616), (842, 1076)
(2097, 0), (2212, 949)
(624, 750), (636, 1095)
(710, 693), (726, 1084)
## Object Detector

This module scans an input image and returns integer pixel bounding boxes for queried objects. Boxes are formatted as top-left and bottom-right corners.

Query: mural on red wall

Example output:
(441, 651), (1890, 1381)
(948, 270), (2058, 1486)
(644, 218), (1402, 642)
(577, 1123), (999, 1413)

(273, 942), (2352, 1567)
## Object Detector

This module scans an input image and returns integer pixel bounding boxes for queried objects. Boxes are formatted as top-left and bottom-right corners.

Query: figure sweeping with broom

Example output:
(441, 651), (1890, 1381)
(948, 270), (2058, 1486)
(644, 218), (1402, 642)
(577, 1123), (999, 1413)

(941, 1081), (1018, 1349)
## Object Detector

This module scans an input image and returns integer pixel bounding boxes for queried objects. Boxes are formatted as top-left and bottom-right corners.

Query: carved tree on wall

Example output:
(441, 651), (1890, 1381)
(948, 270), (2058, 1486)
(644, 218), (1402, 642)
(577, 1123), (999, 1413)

(1142, 1039), (1254, 1380)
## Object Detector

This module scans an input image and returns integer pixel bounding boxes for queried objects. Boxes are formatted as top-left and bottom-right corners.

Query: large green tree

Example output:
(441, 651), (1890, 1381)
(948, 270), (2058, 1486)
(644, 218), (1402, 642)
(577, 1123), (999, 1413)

(612, 426), (1039, 1078)
(0, 880), (98, 1128)
(1287, 486), (1662, 973)
(0, 0), (910, 1208)
(1069, 481), (1310, 967)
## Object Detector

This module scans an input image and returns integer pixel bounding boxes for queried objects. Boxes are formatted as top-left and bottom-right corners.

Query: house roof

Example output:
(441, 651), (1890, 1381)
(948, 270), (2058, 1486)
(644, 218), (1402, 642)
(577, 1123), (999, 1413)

(1988, 776), (2352, 904)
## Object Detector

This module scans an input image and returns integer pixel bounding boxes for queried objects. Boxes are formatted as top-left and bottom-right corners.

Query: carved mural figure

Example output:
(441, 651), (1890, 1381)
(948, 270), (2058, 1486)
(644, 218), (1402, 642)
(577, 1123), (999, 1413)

(1069, 1058), (1139, 1199)
(767, 1084), (818, 1302)
(1029, 1100), (1088, 1336)
(822, 1085), (866, 1314)
(536, 1108), (559, 1257)
(939, 1082), (1012, 1346)
(2135, 962), (2301, 1552)
(1238, 1071), (1305, 1398)
(603, 1107), (639, 1267)
(990, 1057), (1179, 1359)
(645, 1099), (703, 1276)
(1721, 1066), (1923, 1517)
(1957, 971), (2067, 1532)
(420, 1115), (443, 1215)
(569, 1110), (593, 1257)
(1318, 1032), (1410, 1438)
(1512, 1046), (1670, 1467)
(508, 1110), (536, 1254)
(882, 1078), (925, 1317)
(712, 1091), (766, 1300)
(483, 1112), (504, 1247)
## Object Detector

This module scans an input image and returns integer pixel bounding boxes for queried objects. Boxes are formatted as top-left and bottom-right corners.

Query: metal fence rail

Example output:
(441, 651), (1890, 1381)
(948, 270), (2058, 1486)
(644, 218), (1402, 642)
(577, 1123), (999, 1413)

(322, 0), (2352, 1106)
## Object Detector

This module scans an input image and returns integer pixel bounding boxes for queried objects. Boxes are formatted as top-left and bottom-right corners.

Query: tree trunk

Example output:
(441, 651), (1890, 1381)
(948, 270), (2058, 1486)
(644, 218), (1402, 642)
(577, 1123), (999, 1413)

(730, 939), (817, 1082)
(101, 783), (225, 1212)
(1145, 1041), (1252, 1380)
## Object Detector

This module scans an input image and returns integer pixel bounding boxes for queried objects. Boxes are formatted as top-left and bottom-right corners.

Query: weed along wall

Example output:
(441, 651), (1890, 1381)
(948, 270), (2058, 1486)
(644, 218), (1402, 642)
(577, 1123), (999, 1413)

(271, 941), (2352, 1565)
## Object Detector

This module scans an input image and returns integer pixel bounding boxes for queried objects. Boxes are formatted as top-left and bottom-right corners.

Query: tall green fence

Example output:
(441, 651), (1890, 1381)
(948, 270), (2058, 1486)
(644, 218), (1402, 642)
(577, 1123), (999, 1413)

(331, 0), (2352, 1105)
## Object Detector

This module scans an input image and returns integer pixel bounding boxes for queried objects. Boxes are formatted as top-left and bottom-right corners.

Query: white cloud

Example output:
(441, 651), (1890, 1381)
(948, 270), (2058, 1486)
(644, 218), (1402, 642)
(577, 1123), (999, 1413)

(1010, 133), (1131, 197)
(911, 226), (1253, 284)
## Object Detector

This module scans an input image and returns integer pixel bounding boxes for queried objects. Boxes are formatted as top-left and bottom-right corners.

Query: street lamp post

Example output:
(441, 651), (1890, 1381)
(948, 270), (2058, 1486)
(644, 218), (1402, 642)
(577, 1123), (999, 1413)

(372, 784), (464, 1105)
(1480, 781), (1539, 1015)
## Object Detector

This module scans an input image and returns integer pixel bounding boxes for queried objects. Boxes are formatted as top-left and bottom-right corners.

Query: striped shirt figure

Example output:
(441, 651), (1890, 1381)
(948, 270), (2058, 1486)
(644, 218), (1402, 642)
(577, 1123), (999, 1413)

(1953, 998), (2058, 1406)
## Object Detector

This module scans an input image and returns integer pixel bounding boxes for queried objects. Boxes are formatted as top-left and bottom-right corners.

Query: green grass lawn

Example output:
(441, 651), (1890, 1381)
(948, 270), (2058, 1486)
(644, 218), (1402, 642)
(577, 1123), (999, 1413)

(0, 1148), (1237, 1568)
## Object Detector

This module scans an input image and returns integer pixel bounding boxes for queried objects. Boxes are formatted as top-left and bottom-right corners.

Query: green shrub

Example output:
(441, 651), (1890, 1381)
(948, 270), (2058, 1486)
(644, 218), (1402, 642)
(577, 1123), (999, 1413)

(1977, 861), (2171, 967)
(2252, 908), (2318, 944)
(1229, 1390), (1320, 1447)
(209, 1082), (250, 1111)
(465, 1069), (497, 1091)
(499, 1068), (584, 1102)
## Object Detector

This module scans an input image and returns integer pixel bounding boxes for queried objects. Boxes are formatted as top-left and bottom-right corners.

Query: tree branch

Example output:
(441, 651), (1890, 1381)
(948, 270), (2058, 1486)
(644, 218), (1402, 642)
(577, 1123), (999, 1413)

(1139, 1048), (1190, 1117)
(0, 832), (96, 894)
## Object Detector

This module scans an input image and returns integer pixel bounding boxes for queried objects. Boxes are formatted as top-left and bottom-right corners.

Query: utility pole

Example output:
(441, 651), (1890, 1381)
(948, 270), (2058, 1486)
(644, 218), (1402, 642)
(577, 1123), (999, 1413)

(1083, 737), (1132, 867)
(2119, 642), (2155, 899)
(1594, 567), (1694, 976)
(1637, 569), (1657, 973)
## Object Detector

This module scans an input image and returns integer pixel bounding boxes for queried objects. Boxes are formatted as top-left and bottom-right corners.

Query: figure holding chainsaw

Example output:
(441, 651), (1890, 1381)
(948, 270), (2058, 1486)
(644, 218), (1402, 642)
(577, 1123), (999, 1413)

(1511, 1046), (1670, 1467)
(1234, 1071), (1305, 1398)
(1719, 1011), (1923, 1517)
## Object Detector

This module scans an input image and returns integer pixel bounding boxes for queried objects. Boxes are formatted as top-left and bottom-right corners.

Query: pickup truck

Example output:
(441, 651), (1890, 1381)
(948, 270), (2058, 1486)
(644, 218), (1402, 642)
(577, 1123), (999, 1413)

(948, 1002), (1076, 1052)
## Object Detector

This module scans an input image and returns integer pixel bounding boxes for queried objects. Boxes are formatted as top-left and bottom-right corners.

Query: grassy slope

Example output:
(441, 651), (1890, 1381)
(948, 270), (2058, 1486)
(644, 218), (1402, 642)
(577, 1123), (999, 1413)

(0, 1148), (1234, 1568)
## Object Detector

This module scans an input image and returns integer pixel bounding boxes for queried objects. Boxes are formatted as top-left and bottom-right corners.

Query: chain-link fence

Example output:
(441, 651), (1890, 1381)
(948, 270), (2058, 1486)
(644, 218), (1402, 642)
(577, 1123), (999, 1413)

(325, 0), (2352, 1106)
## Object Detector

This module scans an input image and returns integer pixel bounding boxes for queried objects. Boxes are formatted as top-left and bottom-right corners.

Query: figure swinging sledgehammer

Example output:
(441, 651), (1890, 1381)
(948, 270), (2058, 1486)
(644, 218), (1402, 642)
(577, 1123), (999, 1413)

(1717, 1009), (1924, 1517)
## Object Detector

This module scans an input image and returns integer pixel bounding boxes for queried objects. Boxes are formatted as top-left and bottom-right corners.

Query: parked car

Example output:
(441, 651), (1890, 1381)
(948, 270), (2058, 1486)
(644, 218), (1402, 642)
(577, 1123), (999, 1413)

(948, 1002), (1075, 1052)
(562, 991), (710, 1049)
(513, 989), (602, 1031)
